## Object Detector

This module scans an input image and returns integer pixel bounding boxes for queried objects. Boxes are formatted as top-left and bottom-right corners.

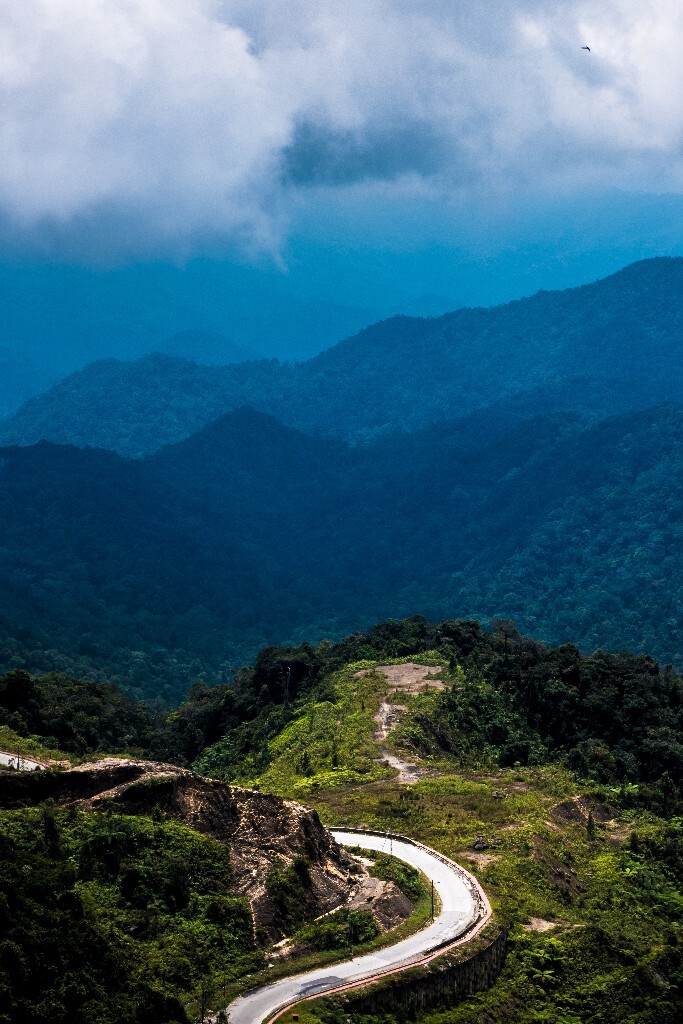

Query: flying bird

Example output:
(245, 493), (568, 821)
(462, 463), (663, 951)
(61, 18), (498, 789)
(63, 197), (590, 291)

(581, 45), (591, 51)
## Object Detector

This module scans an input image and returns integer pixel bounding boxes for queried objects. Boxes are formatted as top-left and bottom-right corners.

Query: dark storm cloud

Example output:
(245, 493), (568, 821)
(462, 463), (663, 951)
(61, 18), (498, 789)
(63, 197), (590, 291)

(0, 1), (682, 257)
(282, 120), (449, 186)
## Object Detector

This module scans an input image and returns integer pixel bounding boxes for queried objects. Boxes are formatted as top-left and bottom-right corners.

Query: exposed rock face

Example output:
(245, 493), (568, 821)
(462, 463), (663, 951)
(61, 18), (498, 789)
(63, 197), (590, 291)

(0, 758), (354, 941)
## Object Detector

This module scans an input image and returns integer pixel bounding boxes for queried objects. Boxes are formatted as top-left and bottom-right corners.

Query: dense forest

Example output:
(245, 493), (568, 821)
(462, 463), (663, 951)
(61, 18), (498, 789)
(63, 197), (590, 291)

(4, 616), (683, 812)
(177, 617), (683, 815)
(0, 804), (258, 1024)
(3, 399), (683, 698)
(3, 259), (683, 698)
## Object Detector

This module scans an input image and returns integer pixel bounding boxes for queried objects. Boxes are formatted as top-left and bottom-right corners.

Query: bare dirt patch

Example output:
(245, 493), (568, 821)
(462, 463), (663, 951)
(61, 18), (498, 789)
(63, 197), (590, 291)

(523, 917), (559, 933)
(462, 851), (501, 867)
(357, 662), (445, 694)
(374, 701), (408, 743)
(270, 857), (413, 962)
(345, 872), (413, 931)
(551, 795), (617, 827)
(361, 664), (445, 784)
(380, 750), (423, 784)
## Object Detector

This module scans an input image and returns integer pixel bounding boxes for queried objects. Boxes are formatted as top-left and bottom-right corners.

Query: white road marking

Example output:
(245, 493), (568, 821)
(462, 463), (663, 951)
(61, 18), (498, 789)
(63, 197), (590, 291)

(225, 830), (490, 1024)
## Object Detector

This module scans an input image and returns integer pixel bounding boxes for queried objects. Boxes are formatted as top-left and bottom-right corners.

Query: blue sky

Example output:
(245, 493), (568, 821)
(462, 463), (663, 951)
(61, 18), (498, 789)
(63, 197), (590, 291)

(1, 0), (683, 363)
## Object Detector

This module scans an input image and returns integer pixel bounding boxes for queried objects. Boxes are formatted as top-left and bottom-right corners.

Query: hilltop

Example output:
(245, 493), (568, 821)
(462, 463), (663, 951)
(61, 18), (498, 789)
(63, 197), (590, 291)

(176, 619), (683, 1023)
(4, 618), (683, 1023)
(0, 655), (439, 1024)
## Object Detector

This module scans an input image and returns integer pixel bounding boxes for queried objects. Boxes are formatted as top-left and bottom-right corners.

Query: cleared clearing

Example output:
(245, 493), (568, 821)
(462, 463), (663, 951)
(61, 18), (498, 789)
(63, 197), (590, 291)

(356, 663), (445, 783)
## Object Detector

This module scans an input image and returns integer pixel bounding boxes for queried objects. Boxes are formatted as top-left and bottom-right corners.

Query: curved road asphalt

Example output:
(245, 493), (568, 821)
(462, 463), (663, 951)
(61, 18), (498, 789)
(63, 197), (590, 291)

(0, 750), (47, 771)
(226, 829), (491, 1024)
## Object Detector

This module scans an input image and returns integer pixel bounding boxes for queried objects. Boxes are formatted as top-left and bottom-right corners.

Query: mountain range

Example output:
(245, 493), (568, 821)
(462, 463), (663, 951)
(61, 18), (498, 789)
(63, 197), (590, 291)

(3, 257), (683, 698)
(2, 399), (683, 699)
(2, 257), (683, 456)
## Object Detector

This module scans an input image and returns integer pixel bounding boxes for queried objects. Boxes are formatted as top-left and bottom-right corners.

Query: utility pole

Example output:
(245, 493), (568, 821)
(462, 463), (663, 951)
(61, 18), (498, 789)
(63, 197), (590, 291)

(431, 879), (435, 921)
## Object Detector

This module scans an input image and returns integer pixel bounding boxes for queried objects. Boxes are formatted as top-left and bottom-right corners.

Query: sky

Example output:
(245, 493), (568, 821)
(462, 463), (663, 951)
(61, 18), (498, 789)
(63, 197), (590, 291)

(2, 0), (683, 368)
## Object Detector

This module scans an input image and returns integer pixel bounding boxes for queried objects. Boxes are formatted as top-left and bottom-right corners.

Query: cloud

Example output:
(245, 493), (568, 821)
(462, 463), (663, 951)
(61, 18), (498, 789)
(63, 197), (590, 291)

(1, 0), (683, 257)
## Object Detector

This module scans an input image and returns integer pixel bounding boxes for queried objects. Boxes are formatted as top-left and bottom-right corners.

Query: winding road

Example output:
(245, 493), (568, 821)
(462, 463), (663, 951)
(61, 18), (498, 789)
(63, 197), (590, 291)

(0, 750), (47, 771)
(226, 829), (491, 1024)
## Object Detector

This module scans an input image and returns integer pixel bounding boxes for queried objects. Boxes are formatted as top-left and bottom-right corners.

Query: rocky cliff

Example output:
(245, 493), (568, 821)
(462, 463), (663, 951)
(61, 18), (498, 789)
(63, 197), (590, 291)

(0, 758), (354, 940)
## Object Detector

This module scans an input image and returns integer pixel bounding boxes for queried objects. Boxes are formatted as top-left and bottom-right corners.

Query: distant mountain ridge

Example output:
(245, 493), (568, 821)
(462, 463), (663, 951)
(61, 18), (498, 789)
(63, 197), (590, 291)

(2, 257), (683, 456)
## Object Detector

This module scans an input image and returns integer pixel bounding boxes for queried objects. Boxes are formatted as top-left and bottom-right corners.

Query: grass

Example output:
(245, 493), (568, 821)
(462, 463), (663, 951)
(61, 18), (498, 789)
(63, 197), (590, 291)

(237, 657), (683, 1024)
(248, 663), (393, 796)
(0, 723), (72, 764)
(296, 765), (683, 1023)
(251, 656), (450, 798)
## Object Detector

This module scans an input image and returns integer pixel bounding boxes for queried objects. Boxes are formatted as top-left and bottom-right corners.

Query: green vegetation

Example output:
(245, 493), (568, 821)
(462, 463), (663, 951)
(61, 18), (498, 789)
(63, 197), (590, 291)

(4, 258), (683, 456)
(197, 662), (393, 793)
(4, 617), (683, 1020)
(5, 612), (683, 807)
(302, 769), (683, 1024)
(0, 669), (153, 756)
(0, 723), (69, 764)
(265, 857), (314, 933)
(6, 261), (683, 698)
(189, 618), (683, 1023)
(4, 398), (683, 702)
(0, 804), (259, 1024)
(295, 909), (379, 952)
(190, 618), (683, 814)
(5, 398), (683, 702)
(363, 851), (426, 903)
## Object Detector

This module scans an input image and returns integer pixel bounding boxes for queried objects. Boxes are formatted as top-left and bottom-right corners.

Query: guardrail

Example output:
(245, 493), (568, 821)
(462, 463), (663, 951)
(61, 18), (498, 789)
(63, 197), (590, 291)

(332, 827), (491, 927)
(258, 829), (494, 1024)
(0, 750), (49, 771)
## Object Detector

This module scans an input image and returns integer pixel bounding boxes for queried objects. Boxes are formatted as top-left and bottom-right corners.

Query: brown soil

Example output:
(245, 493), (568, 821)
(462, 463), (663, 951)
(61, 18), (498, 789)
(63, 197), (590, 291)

(548, 857), (583, 895)
(523, 917), (559, 932)
(344, 870), (413, 930)
(462, 851), (501, 867)
(551, 794), (617, 826)
(0, 757), (356, 942)
(360, 664), (445, 784)
(269, 856), (413, 962)
(357, 662), (445, 694)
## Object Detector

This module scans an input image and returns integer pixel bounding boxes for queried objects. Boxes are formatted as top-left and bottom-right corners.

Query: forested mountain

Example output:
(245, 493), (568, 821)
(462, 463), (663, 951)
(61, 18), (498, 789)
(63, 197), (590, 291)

(3, 400), (683, 699)
(3, 258), (683, 456)
(0, 354), (283, 458)
(159, 329), (258, 364)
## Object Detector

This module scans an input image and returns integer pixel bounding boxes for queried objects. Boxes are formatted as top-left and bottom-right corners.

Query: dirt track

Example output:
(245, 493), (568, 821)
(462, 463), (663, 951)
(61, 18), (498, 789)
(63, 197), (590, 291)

(357, 663), (445, 783)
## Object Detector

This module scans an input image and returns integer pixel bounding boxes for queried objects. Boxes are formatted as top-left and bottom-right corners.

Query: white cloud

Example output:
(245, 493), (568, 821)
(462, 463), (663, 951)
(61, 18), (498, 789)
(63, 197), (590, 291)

(1, 0), (682, 255)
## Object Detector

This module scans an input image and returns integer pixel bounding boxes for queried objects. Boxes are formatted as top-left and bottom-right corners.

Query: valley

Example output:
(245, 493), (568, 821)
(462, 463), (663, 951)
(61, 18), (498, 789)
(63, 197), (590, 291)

(3, 260), (683, 700)
(2, 259), (683, 1024)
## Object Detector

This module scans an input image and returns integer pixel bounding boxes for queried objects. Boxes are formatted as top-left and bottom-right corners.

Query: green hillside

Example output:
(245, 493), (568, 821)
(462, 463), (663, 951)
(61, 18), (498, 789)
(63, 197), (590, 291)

(4, 402), (683, 696)
(3, 619), (683, 1022)
(188, 622), (683, 1024)
(0, 805), (256, 1024)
